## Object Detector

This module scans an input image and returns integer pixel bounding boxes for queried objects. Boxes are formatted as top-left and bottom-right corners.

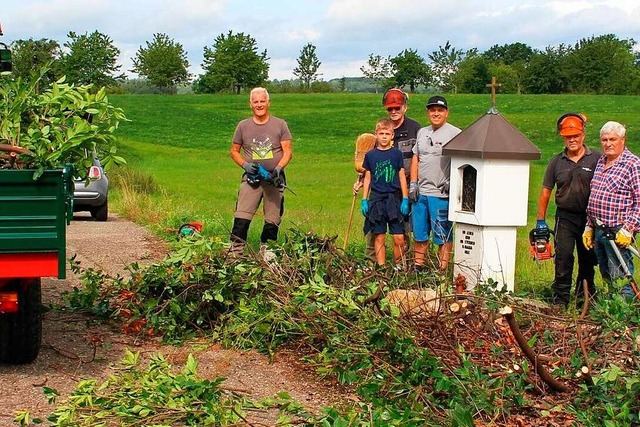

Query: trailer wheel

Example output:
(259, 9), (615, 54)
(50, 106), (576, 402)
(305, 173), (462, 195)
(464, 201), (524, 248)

(0, 279), (42, 364)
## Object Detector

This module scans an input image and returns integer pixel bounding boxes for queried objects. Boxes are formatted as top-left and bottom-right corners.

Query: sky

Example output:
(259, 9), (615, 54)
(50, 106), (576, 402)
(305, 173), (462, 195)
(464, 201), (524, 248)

(2, 0), (640, 81)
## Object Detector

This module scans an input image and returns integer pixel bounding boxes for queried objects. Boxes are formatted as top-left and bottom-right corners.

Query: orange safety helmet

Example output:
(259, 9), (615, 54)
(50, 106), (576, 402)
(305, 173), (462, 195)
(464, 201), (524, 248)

(557, 113), (587, 137)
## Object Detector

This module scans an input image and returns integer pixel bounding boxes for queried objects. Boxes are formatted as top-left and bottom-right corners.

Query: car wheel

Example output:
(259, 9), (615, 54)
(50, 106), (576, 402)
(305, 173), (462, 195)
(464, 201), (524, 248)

(0, 279), (42, 364)
(94, 200), (108, 222)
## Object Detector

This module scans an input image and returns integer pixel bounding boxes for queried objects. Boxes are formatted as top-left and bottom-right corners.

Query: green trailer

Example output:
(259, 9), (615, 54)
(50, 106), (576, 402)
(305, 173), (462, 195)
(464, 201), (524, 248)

(0, 166), (73, 363)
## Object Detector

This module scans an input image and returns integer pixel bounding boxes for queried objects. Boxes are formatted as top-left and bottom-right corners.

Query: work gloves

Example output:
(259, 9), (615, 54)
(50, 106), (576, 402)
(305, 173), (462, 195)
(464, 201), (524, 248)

(270, 166), (283, 181)
(582, 226), (594, 250)
(615, 228), (633, 248)
(536, 219), (548, 229)
(400, 198), (410, 216)
(257, 164), (271, 180)
(361, 199), (369, 216)
(242, 162), (259, 175)
(409, 182), (419, 202)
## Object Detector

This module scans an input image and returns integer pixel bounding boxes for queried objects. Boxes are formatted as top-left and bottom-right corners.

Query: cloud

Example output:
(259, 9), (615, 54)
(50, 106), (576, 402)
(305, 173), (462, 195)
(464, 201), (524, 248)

(3, 0), (639, 81)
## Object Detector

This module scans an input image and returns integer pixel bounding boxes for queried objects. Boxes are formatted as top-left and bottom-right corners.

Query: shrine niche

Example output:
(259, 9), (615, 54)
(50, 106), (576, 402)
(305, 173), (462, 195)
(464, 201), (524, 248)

(460, 164), (477, 213)
(442, 77), (541, 292)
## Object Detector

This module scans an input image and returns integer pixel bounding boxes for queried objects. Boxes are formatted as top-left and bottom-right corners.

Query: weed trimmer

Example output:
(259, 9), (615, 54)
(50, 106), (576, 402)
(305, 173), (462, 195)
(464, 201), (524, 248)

(594, 219), (640, 300)
(343, 133), (376, 250)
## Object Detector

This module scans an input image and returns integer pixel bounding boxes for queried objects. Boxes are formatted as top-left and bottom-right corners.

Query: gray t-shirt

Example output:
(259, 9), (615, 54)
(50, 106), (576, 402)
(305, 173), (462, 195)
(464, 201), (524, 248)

(412, 122), (461, 197)
(233, 116), (292, 172)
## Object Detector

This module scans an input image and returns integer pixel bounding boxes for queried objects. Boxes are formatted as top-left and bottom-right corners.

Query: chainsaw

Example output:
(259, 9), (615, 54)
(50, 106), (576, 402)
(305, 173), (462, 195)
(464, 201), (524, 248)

(247, 173), (297, 195)
(529, 227), (554, 261)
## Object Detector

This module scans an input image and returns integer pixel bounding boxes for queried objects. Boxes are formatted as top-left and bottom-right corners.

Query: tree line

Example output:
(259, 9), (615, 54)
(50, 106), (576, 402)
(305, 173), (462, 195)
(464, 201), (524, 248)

(6, 30), (640, 95)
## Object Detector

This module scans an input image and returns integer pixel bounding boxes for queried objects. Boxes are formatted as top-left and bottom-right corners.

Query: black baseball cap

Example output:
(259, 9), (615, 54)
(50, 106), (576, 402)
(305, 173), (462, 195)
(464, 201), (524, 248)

(426, 96), (448, 110)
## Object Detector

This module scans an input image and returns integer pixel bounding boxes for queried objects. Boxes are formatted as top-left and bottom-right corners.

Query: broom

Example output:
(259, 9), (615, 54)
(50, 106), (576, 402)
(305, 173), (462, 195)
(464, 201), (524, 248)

(343, 133), (376, 250)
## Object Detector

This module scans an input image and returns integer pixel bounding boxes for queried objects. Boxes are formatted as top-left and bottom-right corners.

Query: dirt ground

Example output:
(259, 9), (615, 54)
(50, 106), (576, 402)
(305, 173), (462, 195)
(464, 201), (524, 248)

(0, 213), (349, 426)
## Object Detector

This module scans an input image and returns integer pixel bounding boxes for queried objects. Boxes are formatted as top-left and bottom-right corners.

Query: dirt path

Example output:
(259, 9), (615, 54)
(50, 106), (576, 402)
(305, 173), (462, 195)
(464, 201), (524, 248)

(0, 213), (347, 425)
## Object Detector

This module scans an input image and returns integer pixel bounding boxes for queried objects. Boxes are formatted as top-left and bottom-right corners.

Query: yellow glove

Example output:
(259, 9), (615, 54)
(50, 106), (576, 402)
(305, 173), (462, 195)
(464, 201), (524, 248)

(582, 226), (594, 250)
(615, 227), (633, 248)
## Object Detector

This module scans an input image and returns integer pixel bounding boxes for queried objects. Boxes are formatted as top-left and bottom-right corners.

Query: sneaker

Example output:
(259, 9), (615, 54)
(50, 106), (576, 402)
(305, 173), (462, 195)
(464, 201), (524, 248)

(259, 244), (277, 263)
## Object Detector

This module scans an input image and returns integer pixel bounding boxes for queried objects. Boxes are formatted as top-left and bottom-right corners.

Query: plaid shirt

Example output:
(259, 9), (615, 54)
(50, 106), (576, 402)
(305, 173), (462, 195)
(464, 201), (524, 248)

(587, 148), (640, 232)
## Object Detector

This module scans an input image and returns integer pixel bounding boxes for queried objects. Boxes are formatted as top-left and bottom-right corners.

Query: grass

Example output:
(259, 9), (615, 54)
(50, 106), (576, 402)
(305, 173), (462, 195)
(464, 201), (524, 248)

(107, 92), (640, 294)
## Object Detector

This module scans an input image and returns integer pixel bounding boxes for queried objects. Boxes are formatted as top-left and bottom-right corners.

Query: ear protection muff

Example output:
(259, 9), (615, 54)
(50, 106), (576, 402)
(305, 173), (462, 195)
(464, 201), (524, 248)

(382, 88), (408, 106)
(556, 113), (587, 133)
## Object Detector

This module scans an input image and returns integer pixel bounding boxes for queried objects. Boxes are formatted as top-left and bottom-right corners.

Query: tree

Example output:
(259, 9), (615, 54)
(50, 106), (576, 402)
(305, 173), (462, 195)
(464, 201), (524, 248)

(482, 43), (535, 94)
(565, 34), (638, 94)
(360, 54), (392, 93)
(522, 46), (571, 94)
(293, 43), (321, 92)
(390, 49), (430, 92)
(10, 38), (61, 86)
(59, 31), (125, 87)
(428, 41), (465, 93)
(482, 42), (535, 65)
(194, 31), (269, 94)
(131, 33), (190, 94)
(453, 53), (492, 94)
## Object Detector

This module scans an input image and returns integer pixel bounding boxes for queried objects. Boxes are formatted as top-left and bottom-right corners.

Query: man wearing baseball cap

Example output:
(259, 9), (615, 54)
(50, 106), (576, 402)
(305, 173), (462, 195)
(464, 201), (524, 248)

(409, 95), (460, 273)
(536, 113), (600, 309)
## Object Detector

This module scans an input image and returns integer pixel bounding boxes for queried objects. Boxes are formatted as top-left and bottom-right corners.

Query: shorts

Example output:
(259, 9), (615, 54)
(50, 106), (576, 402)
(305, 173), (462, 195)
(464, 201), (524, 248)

(412, 195), (453, 244)
(235, 178), (284, 224)
(367, 216), (404, 235)
(363, 192), (404, 235)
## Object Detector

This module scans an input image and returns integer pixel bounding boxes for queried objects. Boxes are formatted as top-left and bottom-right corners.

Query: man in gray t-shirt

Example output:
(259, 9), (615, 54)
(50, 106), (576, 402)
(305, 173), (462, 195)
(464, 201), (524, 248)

(409, 96), (461, 272)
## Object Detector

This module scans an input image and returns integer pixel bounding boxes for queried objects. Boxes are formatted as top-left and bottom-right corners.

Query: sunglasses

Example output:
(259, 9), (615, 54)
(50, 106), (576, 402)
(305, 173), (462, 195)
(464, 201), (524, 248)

(386, 106), (402, 112)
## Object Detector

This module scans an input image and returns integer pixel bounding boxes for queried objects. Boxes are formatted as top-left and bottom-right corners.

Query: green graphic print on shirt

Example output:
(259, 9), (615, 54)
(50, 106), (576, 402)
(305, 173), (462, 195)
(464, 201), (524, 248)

(374, 159), (396, 183)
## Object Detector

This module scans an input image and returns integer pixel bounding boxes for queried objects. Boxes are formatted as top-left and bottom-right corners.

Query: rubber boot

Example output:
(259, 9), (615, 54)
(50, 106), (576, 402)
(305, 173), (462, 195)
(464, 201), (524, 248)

(230, 218), (251, 257)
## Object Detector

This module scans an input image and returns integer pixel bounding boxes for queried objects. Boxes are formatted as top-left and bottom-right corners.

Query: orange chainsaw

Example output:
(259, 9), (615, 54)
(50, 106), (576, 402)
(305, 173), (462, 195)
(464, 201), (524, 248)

(529, 227), (554, 261)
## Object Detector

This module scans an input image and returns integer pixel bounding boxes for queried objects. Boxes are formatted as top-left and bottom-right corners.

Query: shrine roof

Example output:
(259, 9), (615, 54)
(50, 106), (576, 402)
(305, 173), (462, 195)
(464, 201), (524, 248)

(443, 110), (541, 160)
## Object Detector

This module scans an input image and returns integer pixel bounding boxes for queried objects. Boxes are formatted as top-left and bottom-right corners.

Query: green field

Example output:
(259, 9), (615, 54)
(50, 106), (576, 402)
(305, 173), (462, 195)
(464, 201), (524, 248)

(108, 92), (640, 293)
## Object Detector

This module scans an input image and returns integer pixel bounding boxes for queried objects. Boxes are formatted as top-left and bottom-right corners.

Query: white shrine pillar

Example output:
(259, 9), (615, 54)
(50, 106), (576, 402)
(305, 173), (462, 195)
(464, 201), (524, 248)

(442, 108), (540, 292)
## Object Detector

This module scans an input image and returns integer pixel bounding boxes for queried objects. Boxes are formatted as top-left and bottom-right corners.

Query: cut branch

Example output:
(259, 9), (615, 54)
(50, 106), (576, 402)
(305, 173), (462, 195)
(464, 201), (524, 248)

(500, 305), (569, 392)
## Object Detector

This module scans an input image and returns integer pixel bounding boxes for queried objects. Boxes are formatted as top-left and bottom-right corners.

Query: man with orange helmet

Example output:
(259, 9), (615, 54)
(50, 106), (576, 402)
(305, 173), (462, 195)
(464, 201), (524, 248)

(536, 113), (600, 308)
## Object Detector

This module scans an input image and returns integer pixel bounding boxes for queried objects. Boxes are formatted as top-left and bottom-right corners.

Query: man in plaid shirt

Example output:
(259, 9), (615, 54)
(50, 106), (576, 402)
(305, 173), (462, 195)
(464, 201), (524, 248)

(583, 121), (640, 299)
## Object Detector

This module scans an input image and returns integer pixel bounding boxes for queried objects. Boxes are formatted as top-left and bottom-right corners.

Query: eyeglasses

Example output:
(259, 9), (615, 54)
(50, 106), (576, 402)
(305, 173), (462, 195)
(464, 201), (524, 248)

(386, 106), (402, 112)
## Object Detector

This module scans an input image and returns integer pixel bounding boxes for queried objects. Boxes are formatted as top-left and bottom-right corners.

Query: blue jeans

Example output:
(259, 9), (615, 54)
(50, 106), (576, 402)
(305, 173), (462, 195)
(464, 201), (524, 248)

(594, 227), (636, 299)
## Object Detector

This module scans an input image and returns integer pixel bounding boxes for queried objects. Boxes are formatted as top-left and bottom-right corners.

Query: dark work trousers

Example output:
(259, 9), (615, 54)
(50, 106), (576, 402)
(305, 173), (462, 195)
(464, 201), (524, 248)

(552, 211), (598, 305)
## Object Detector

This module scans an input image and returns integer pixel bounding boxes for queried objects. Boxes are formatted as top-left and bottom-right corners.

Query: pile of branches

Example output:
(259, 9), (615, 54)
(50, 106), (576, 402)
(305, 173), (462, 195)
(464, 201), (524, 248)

(61, 229), (640, 426)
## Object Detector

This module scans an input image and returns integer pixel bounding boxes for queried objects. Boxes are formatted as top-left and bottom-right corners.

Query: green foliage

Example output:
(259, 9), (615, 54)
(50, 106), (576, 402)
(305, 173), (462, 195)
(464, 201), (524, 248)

(0, 66), (127, 175)
(61, 234), (249, 343)
(565, 34), (639, 94)
(428, 41), (465, 93)
(522, 45), (572, 94)
(293, 43), (322, 92)
(59, 31), (125, 88)
(194, 30), (269, 94)
(54, 223), (640, 425)
(14, 350), (309, 426)
(572, 362), (640, 426)
(360, 54), (393, 93)
(455, 54), (492, 94)
(131, 33), (191, 93)
(390, 48), (431, 92)
(9, 38), (61, 86)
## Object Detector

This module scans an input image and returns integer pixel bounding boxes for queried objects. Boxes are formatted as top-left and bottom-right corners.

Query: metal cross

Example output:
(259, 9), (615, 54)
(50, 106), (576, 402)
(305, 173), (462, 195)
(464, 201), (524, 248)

(486, 76), (501, 111)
